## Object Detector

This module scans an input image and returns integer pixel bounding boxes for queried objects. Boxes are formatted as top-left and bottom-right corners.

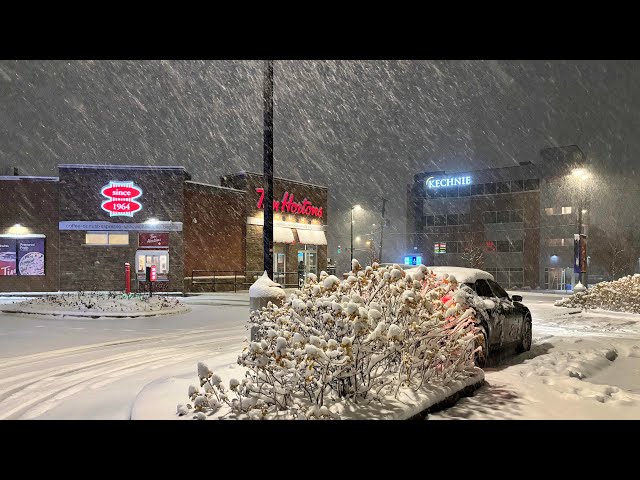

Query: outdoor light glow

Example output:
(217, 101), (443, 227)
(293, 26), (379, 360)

(356, 236), (361, 242)
(145, 218), (160, 224)
(572, 168), (590, 179)
(353, 204), (361, 210)
(13, 224), (22, 229)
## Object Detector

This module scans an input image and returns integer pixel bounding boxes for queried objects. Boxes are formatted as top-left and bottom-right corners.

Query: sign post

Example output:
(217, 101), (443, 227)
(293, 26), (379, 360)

(125, 262), (131, 295)
(146, 265), (156, 297)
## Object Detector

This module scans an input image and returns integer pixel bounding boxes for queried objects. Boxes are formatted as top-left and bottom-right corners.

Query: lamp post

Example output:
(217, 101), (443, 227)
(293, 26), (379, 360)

(350, 204), (361, 265)
(263, 60), (274, 280)
(572, 167), (590, 287)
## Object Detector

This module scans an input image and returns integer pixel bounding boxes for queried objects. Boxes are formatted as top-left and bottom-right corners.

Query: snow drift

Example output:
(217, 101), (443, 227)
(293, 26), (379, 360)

(555, 274), (640, 314)
(5, 292), (189, 316)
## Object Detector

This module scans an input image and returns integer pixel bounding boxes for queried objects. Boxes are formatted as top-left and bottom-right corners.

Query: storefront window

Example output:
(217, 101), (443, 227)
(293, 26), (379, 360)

(108, 232), (129, 245)
(85, 232), (129, 245)
(85, 232), (109, 245)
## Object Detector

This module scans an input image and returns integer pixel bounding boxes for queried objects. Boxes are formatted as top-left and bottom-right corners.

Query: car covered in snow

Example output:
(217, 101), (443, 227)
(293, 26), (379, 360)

(410, 266), (533, 367)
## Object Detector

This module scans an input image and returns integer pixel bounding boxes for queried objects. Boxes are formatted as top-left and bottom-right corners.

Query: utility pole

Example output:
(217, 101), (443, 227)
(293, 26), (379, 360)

(263, 60), (274, 280)
(378, 197), (387, 263)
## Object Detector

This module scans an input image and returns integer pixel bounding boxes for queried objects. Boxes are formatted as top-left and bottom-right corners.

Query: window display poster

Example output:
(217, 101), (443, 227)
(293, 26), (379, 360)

(0, 238), (17, 276)
(17, 238), (45, 276)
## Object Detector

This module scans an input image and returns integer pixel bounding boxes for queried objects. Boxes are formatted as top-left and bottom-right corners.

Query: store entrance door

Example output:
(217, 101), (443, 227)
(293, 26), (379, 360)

(297, 245), (317, 287)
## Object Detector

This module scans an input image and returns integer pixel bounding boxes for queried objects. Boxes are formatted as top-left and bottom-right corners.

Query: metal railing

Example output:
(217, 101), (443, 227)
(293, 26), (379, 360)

(245, 271), (301, 288)
(189, 270), (303, 291)
(190, 270), (245, 292)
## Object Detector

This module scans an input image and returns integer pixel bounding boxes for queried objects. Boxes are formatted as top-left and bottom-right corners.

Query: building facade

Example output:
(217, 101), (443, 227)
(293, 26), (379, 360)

(0, 165), (328, 293)
(406, 158), (591, 290)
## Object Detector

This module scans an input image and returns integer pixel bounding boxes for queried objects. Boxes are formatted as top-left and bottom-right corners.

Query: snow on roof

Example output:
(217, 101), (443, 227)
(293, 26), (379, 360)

(406, 266), (494, 284)
(0, 176), (59, 181)
(184, 180), (245, 193)
(59, 164), (187, 171)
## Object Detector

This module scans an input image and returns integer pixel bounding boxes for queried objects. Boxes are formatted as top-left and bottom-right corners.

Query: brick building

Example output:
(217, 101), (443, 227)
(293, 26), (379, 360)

(0, 165), (328, 293)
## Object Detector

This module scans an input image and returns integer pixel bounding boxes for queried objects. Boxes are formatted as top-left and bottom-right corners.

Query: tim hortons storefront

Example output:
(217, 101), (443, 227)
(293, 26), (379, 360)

(0, 165), (327, 293)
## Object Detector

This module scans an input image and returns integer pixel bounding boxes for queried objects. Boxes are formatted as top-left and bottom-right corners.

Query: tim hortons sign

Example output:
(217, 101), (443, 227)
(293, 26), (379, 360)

(255, 188), (323, 218)
(101, 181), (142, 217)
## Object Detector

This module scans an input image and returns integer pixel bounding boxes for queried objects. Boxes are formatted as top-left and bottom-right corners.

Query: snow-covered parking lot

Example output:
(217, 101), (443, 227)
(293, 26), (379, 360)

(430, 291), (640, 419)
(1, 291), (640, 419)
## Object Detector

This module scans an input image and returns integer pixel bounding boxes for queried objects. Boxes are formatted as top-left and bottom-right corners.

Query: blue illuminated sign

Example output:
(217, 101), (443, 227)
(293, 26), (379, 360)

(404, 255), (422, 266)
(426, 176), (472, 188)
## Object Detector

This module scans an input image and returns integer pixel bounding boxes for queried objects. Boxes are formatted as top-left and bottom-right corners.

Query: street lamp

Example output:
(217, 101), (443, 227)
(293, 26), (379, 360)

(572, 167), (590, 287)
(350, 204), (361, 265)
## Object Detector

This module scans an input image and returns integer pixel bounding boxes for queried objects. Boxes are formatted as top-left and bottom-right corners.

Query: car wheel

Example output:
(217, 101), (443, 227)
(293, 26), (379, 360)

(474, 325), (489, 368)
(516, 315), (532, 353)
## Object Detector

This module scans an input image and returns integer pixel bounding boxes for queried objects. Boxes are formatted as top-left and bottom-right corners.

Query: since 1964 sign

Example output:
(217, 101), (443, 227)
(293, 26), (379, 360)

(101, 181), (142, 217)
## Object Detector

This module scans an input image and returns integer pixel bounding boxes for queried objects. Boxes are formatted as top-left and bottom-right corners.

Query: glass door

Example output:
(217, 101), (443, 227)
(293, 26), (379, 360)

(297, 245), (318, 286)
(273, 245), (286, 286)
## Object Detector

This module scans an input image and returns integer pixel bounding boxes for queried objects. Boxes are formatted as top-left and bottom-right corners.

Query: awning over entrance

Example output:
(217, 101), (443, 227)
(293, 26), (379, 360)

(295, 228), (327, 246)
(274, 226), (295, 244)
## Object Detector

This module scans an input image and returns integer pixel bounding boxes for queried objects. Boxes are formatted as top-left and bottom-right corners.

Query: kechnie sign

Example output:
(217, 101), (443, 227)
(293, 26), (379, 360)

(425, 176), (472, 188)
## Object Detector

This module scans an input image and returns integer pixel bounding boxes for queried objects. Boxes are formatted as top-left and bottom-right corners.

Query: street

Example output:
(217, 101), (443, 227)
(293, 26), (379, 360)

(1, 291), (639, 419)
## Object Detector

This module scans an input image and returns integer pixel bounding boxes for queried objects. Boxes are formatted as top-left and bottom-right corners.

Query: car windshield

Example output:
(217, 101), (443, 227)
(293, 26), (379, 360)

(474, 279), (495, 298)
(487, 279), (509, 299)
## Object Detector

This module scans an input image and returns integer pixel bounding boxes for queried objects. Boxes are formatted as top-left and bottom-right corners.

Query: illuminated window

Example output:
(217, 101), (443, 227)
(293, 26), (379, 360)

(85, 232), (109, 245)
(85, 232), (129, 246)
(108, 233), (129, 245)
(562, 206), (572, 214)
(544, 208), (554, 216)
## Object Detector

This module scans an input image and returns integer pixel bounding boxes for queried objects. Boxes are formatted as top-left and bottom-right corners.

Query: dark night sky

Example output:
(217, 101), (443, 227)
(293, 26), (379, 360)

(1, 60), (639, 271)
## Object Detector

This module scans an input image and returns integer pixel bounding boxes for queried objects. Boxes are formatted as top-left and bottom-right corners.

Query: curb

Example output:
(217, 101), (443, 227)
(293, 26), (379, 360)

(406, 377), (486, 420)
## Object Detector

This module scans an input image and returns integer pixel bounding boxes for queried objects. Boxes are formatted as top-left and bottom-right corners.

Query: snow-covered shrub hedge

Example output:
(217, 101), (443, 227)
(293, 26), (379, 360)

(181, 260), (485, 419)
(555, 274), (640, 314)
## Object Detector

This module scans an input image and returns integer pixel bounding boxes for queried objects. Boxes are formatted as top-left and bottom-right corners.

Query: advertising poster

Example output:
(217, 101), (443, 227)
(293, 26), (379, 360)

(580, 235), (588, 274)
(17, 238), (45, 276)
(0, 238), (17, 276)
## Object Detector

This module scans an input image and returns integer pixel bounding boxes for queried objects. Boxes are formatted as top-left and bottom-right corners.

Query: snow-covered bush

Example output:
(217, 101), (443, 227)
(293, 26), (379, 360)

(555, 274), (640, 313)
(181, 260), (484, 419)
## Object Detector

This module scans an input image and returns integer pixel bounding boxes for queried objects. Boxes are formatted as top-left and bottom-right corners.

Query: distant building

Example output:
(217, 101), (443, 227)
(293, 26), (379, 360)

(406, 155), (599, 290)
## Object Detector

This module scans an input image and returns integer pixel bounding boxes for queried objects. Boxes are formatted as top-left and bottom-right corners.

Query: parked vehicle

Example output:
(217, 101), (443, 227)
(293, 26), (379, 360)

(460, 275), (533, 367)
(384, 264), (533, 366)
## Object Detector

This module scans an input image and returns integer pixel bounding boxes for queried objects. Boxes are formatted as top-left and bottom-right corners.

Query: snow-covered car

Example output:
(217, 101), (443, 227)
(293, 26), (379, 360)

(424, 267), (533, 367)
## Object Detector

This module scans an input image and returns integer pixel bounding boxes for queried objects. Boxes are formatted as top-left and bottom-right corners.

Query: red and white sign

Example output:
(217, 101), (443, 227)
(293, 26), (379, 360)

(139, 233), (169, 248)
(101, 181), (142, 217)
(255, 188), (323, 218)
(150, 265), (157, 282)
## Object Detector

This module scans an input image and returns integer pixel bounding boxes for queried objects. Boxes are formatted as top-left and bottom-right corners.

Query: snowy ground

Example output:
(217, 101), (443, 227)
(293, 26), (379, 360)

(429, 291), (640, 419)
(1, 291), (640, 419)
